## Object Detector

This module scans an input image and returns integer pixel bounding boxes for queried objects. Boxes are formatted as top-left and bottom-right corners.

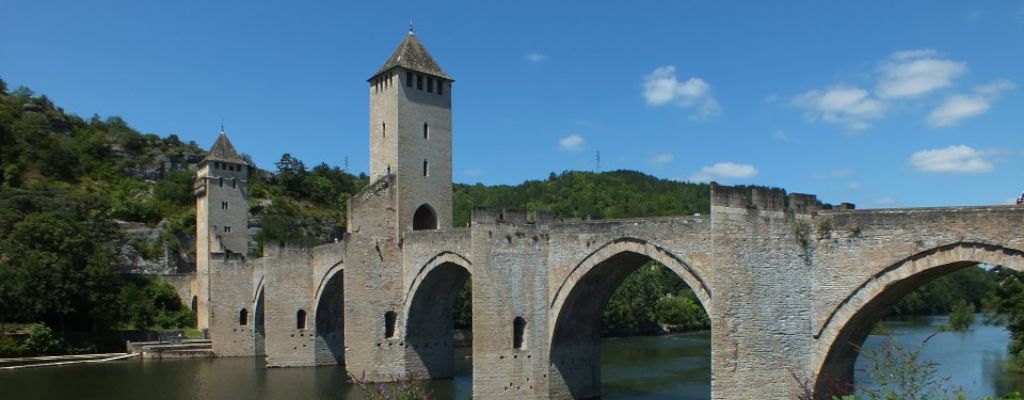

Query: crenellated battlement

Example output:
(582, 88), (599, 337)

(710, 183), (854, 214)
(471, 207), (554, 225)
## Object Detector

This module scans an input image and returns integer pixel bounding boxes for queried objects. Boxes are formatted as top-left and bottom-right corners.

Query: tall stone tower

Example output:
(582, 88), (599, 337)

(193, 129), (249, 331)
(344, 28), (456, 381)
(367, 27), (454, 233)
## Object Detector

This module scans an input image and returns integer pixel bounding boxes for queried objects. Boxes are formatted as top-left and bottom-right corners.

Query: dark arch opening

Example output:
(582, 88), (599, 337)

(190, 296), (199, 328)
(254, 288), (266, 356)
(405, 262), (472, 379)
(296, 309), (307, 330)
(314, 270), (345, 366)
(239, 308), (248, 326)
(815, 261), (1017, 397)
(549, 252), (710, 399)
(513, 317), (527, 350)
(384, 311), (397, 339)
(413, 204), (438, 231)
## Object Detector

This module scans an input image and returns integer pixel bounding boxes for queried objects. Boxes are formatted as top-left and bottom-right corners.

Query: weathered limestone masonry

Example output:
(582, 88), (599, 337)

(261, 242), (346, 367)
(187, 29), (1024, 400)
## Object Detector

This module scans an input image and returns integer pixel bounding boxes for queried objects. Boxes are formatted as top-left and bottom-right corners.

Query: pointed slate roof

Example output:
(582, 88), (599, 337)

(369, 31), (453, 81)
(204, 131), (247, 164)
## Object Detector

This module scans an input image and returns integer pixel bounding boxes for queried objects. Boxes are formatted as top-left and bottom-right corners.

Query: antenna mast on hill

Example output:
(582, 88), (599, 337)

(595, 150), (601, 172)
(344, 156), (349, 172)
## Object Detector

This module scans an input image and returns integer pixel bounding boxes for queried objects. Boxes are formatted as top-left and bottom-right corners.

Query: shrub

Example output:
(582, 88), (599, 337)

(857, 334), (965, 400)
(948, 299), (975, 332)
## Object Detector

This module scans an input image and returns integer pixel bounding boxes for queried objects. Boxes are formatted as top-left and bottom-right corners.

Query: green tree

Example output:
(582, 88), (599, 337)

(948, 299), (975, 332)
(154, 170), (196, 209)
(985, 268), (1024, 371)
(275, 153), (308, 197)
(857, 335), (965, 400)
(0, 209), (120, 331)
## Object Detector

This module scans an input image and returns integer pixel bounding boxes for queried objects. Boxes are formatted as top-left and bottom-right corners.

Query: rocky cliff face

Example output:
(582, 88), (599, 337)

(116, 220), (195, 275)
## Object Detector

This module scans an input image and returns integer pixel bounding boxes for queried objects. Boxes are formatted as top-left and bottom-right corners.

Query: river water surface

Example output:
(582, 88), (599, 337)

(1, 315), (1021, 399)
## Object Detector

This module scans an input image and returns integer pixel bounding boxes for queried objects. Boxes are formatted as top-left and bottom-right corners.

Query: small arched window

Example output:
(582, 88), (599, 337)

(384, 311), (397, 338)
(382, 121), (386, 138)
(513, 317), (527, 349)
(423, 123), (429, 139)
(296, 309), (307, 330)
(422, 159), (429, 177)
(239, 308), (249, 326)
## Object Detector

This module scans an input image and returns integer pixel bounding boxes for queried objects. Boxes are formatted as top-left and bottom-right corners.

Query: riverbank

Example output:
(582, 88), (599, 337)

(0, 353), (139, 370)
(0, 316), (1020, 399)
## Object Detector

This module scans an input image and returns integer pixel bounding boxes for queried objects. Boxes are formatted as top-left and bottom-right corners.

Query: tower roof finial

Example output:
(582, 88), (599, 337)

(408, 19), (414, 35)
(220, 120), (225, 134)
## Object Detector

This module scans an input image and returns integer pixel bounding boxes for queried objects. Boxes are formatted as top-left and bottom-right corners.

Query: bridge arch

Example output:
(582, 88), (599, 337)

(403, 251), (473, 378)
(812, 241), (1024, 396)
(252, 280), (266, 356)
(548, 236), (712, 399)
(313, 261), (345, 366)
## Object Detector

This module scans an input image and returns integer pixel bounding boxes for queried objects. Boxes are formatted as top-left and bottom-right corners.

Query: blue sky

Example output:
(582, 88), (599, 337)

(3, 1), (1023, 208)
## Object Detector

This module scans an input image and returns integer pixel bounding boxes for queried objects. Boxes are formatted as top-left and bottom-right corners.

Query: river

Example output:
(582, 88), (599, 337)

(1, 315), (1021, 399)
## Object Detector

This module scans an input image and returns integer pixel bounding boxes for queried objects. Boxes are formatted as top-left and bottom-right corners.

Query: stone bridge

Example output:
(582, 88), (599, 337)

(194, 30), (1024, 399)
(205, 182), (1024, 399)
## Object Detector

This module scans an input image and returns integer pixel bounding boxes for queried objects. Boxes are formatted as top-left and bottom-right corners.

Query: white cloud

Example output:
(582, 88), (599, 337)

(651, 152), (674, 165)
(558, 134), (585, 151)
(927, 80), (1016, 127)
(975, 79), (1017, 96)
(873, 197), (900, 207)
(688, 162), (758, 182)
(524, 53), (547, 63)
(847, 181), (863, 190)
(927, 95), (989, 127)
(642, 66), (721, 120)
(772, 130), (788, 141)
(876, 49), (967, 99)
(830, 168), (854, 177)
(792, 85), (886, 130)
(910, 145), (994, 173)
(787, 49), (1003, 130)
(462, 168), (484, 177)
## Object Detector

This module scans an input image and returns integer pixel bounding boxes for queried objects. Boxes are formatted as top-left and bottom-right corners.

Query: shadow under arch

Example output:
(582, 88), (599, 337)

(253, 280), (266, 356)
(403, 252), (473, 379)
(813, 241), (1024, 397)
(313, 262), (345, 366)
(548, 237), (712, 400)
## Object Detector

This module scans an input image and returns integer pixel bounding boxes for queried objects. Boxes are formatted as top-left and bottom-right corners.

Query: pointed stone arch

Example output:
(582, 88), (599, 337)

(312, 262), (345, 366)
(413, 203), (438, 231)
(812, 241), (1024, 396)
(401, 251), (473, 378)
(252, 281), (266, 356)
(549, 236), (712, 326)
(547, 236), (712, 399)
